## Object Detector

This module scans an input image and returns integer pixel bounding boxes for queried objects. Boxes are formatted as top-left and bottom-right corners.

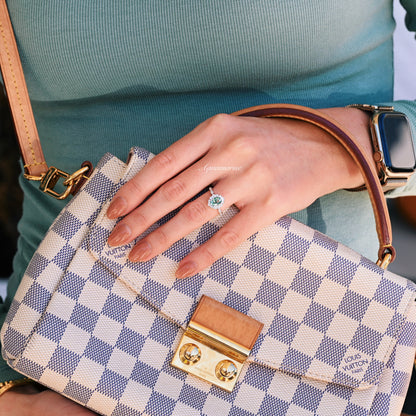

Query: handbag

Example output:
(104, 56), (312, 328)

(1, 2), (416, 415)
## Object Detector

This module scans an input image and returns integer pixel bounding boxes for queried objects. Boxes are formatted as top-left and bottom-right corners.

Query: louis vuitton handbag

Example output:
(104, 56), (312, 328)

(1, 2), (416, 415)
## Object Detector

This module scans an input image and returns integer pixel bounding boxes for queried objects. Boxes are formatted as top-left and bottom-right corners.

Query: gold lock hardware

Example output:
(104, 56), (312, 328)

(171, 296), (263, 392)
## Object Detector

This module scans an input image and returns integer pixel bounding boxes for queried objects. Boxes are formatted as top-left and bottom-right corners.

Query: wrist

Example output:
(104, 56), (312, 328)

(318, 107), (374, 190)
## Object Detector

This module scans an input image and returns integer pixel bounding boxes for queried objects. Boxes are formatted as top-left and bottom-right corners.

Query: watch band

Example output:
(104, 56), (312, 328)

(348, 104), (394, 112)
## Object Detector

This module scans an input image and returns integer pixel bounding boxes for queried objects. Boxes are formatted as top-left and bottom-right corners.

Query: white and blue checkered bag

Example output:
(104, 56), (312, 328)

(2, 147), (416, 416)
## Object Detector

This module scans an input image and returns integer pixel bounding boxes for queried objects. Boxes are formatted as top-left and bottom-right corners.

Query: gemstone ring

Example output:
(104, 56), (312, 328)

(208, 187), (225, 215)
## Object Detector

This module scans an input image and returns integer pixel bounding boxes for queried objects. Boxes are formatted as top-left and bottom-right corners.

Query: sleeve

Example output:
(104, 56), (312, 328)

(380, 0), (416, 197)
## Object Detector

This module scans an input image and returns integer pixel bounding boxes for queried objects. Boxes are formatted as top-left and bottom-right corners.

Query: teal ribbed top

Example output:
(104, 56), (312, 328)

(1, 0), (416, 381)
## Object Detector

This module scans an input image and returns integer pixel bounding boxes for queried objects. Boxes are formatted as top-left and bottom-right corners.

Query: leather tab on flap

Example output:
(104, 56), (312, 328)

(192, 295), (263, 351)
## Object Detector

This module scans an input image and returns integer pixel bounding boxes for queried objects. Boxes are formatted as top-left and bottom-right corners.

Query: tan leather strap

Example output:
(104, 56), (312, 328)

(0, 0), (91, 198)
(0, 0), (47, 177)
(232, 104), (395, 266)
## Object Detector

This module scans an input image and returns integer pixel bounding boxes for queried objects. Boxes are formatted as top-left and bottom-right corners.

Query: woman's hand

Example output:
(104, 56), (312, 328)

(0, 385), (97, 415)
(106, 106), (372, 278)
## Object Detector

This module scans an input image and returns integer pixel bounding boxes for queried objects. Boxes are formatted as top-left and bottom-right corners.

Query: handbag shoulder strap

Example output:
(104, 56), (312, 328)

(0, 0), (46, 178)
(0, 0), (91, 199)
(0, 1), (394, 266)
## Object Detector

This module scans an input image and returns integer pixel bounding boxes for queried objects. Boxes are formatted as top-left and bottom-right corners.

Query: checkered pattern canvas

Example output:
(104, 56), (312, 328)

(2, 147), (416, 416)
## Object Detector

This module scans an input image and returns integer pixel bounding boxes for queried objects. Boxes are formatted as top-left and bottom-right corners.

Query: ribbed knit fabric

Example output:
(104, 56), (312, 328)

(1, 0), (415, 382)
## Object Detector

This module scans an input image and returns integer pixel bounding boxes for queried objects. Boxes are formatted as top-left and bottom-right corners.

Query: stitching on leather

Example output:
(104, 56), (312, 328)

(0, 13), (38, 165)
(24, 161), (47, 168)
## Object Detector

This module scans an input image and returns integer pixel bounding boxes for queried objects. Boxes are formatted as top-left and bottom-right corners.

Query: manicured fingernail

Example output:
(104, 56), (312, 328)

(107, 197), (128, 219)
(129, 241), (152, 262)
(108, 223), (131, 246)
(175, 262), (197, 279)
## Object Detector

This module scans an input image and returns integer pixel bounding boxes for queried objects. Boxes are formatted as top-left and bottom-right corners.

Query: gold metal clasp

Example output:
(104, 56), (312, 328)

(376, 244), (395, 270)
(376, 252), (393, 270)
(171, 296), (263, 392)
(38, 165), (91, 200)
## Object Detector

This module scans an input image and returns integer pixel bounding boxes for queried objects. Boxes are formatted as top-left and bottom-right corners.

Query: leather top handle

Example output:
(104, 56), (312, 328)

(0, 1), (394, 266)
(232, 104), (395, 267)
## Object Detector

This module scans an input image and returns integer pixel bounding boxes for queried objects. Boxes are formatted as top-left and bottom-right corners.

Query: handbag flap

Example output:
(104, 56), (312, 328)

(87, 148), (416, 391)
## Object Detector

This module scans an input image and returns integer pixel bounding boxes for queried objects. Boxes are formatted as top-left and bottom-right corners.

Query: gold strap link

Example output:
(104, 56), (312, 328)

(376, 252), (393, 270)
(24, 165), (91, 200)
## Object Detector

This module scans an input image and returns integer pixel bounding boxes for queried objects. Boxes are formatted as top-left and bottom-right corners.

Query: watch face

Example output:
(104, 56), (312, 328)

(379, 113), (416, 172)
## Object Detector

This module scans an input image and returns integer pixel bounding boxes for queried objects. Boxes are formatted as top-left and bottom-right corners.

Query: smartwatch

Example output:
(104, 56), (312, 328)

(349, 104), (416, 191)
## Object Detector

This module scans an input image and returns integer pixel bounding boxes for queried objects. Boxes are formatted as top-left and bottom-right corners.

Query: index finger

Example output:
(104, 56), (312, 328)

(106, 116), (223, 219)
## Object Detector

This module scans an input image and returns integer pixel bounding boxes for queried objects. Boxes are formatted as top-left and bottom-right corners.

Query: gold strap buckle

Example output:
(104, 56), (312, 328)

(26, 165), (91, 200)
(171, 296), (263, 392)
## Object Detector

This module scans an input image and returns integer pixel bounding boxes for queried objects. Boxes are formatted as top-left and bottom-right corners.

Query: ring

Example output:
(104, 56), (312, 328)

(208, 187), (225, 215)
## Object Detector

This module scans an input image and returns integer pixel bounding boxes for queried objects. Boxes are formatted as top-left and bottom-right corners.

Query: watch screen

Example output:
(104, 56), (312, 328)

(379, 113), (416, 172)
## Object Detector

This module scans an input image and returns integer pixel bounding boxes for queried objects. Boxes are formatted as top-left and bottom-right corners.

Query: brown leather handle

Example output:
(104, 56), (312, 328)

(232, 104), (395, 265)
(0, 0), (47, 177)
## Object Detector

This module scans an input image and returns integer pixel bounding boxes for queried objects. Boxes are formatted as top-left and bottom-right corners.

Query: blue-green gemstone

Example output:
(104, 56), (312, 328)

(208, 194), (224, 209)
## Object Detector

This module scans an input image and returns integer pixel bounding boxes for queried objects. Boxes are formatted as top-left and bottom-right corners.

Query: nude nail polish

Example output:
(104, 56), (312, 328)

(129, 242), (152, 262)
(175, 262), (197, 279)
(108, 223), (131, 246)
(107, 197), (127, 219)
